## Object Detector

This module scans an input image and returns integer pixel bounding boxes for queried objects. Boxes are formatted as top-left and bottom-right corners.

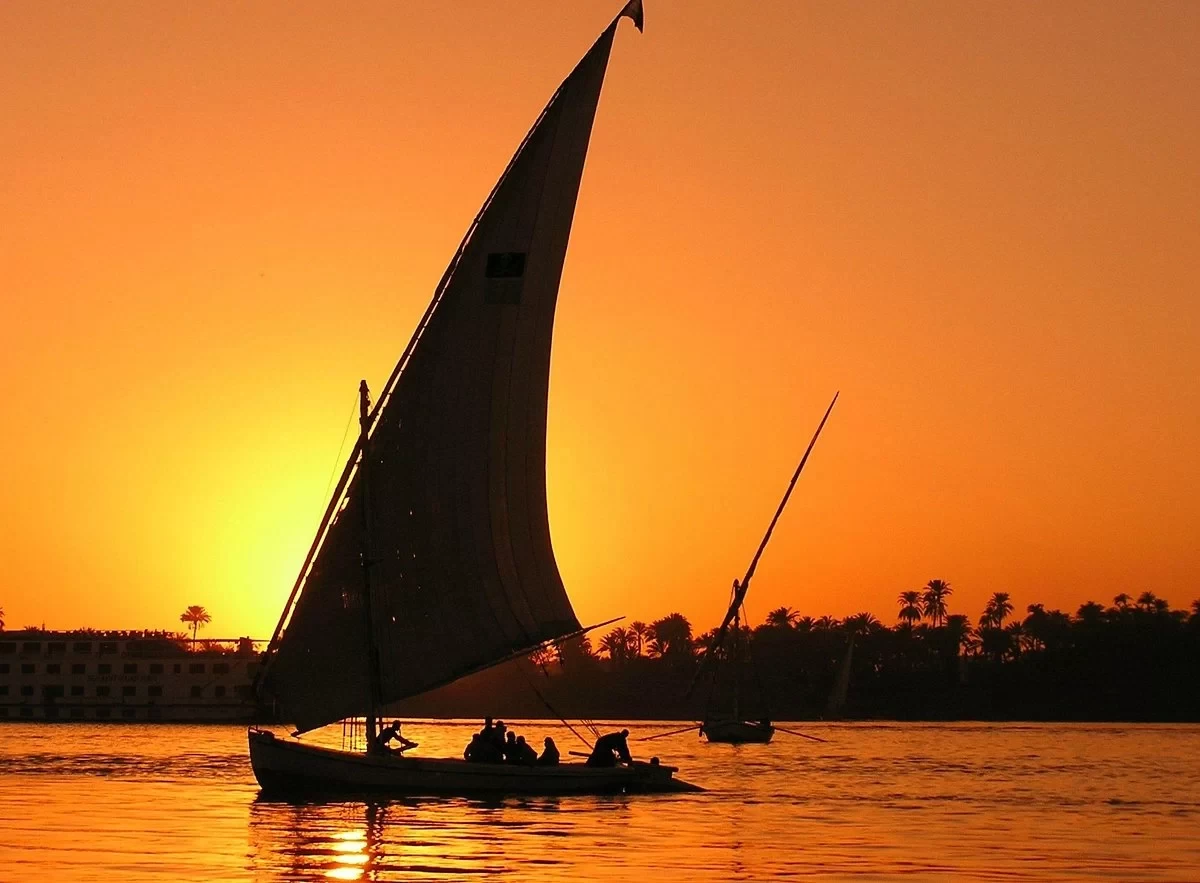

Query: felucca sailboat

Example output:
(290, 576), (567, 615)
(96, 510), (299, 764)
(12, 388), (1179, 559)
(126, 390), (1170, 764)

(248, 1), (694, 796)
(695, 394), (838, 744)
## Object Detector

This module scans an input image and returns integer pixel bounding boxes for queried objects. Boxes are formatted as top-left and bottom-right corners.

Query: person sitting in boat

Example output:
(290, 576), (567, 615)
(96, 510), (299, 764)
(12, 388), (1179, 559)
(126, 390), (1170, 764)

(378, 720), (417, 754)
(464, 732), (503, 764)
(586, 729), (633, 767)
(537, 736), (560, 766)
(503, 730), (519, 762)
(512, 735), (539, 766)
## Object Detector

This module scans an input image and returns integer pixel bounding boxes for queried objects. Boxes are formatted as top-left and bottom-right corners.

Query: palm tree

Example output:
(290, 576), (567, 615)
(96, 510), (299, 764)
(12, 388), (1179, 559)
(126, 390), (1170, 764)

(980, 592), (1014, 629)
(765, 606), (799, 629)
(1005, 621), (1027, 658)
(1112, 593), (1132, 611)
(945, 614), (976, 656)
(1136, 591), (1158, 612)
(628, 621), (649, 657)
(794, 616), (815, 633)
(844, 612), (879, 636)
(179, 605), (212, 648)
(599, 627), (631, 663)
(897, 590), (922, 626)
(921, 579), (953, 627)
(649, 613), (694, 659)
(1076, 601), (1105, 626)
(1192, 599), (1200, 622)
(815, 615), (839, 631)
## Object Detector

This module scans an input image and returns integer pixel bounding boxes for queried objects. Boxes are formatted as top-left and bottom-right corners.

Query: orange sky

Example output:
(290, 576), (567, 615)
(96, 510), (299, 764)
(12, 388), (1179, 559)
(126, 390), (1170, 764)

(2, 1), (1198, 638)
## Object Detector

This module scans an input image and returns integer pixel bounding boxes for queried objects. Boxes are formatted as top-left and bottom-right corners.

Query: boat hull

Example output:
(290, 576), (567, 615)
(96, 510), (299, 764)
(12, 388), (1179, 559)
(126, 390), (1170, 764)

(248, 730), (700, 797)
(701, 720), (775, 744)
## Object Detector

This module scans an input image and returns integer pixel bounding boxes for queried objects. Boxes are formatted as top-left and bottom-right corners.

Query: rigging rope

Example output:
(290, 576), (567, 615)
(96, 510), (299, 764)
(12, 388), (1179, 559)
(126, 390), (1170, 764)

(318, 392), (360, 521)
(512, 660), (595, 752)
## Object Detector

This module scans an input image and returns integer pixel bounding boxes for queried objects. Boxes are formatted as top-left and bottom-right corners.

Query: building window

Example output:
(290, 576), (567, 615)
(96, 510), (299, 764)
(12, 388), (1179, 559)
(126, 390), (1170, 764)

(47, 663), (61, 675)
(190, 685), (203, 698)
(73, 642), (92, 653)
(122, 708), (136, 719)
(0, 707), (7, 717)
(122, 686), (136, 697)
(20, 685), (34, 696)
(0, 643), (14, 655)
(149, 663), (163, 675)
(0, 685), (8, 696)
(213, 663), (230, 675)
(96, 686), (110, 697)
(70, 685), (84, 697)
(99, 642), (117, 655)
(43, 685), (65, 699)
(214, 685), (226, 698)
(96, 707), (111, 719)
(72, 663), (86, 675)
(0, 663), (8, 674)
(123, 663), (138, 674)
(98, 664), (111, 675)
(45, 706), (60, 718)
(173, 663), (182, 674)
(22, 642), (40, 654)
(21, 663), (35, 674)
(47, 642), (66, 654)
(70, 708), (85, 719)
(148, 685), (163, 698)
(189, 663), (205, 674)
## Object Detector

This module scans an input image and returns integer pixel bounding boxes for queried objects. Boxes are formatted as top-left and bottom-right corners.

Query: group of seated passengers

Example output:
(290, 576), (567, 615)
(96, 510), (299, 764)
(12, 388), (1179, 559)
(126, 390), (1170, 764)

(464, 718), (561, 766)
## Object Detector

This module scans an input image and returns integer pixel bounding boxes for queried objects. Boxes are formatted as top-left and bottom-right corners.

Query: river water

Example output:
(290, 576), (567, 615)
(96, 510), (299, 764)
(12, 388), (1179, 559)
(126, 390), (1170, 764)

(0, 721), (1197, 881)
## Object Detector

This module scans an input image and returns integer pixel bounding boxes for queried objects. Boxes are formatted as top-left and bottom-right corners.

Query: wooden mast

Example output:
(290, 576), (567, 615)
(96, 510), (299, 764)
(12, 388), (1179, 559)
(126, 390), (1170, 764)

(357, 379), (384, 751)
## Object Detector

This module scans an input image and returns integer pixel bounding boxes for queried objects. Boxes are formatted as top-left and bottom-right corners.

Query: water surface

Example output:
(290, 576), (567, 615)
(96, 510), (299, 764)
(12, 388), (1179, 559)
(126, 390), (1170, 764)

(1, 721), (1197, 881)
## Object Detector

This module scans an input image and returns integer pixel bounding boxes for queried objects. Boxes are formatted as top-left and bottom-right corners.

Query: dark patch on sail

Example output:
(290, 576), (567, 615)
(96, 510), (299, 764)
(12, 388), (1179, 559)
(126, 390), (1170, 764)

(484, 252), (526, 304)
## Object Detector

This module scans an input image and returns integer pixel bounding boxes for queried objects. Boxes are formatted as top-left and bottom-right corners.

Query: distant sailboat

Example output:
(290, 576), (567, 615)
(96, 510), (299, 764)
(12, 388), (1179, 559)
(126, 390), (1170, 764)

(695, 394), (838, 745)
(247, 1), (695, 796)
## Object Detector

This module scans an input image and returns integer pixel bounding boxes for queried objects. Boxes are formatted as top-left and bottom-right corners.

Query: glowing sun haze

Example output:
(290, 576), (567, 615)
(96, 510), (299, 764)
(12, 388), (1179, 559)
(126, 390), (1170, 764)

(1, 1), (1197, 638)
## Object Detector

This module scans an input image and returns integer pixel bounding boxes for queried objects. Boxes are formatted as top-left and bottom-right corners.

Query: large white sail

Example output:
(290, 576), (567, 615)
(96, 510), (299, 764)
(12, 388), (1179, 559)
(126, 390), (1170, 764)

(261, 6), (642, 734)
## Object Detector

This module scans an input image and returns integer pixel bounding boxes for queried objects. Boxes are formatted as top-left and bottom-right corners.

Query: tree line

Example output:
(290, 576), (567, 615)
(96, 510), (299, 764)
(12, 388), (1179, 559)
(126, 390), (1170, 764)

(396, 582), (1200, 721)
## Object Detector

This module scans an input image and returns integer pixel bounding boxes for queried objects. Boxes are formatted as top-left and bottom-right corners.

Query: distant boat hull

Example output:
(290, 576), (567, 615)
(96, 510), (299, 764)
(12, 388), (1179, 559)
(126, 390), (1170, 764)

(248, 729), (701, 797)
(701, 720), (775, 744)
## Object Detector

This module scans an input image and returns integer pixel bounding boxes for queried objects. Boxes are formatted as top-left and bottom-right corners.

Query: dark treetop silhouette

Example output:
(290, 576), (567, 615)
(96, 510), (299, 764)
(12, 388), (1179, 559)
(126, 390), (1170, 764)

(387, 591), (1200, 723)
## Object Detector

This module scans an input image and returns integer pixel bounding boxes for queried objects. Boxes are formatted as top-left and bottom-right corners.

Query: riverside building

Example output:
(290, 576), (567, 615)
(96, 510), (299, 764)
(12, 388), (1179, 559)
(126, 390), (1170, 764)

(0, 630), (264, 722)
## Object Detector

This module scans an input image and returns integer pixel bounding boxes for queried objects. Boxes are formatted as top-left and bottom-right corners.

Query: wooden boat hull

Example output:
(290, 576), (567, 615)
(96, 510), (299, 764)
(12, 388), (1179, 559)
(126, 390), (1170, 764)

(248, 730), (701, 797)
(701, 720), (775, 744)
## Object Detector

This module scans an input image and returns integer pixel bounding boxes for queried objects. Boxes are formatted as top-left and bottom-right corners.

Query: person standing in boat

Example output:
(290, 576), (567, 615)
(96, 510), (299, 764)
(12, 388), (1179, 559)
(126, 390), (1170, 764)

(586, 729), (633, 767)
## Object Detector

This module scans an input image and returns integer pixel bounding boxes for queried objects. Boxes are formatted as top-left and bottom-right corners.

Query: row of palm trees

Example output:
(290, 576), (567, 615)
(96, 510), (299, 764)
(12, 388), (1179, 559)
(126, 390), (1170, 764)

(582, 581), (1200, 667)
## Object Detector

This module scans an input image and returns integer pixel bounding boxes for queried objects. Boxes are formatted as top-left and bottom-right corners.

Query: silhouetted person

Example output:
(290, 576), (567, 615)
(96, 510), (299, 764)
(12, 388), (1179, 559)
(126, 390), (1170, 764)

(504, 730), (519, 762)
(480, 717), (494, 740)
(378, 720), (417, 754)
(492, 720), (508, 751)
(586, 729), (633, 767)
(464, 732), (503, 764)
(513, 735), (538, 766)
(464, 733), (483, 762)
(537, 736), (560, 766)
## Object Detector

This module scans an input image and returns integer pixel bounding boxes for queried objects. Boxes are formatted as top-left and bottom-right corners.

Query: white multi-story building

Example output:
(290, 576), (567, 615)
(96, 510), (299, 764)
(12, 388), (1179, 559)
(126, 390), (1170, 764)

(0, 631), (264, 722)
